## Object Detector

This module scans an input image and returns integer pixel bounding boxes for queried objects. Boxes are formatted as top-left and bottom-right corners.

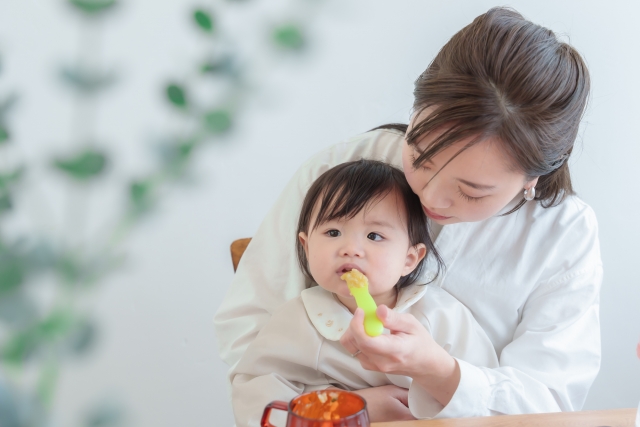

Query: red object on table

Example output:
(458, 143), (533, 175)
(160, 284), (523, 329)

(261, 390), (370, 427)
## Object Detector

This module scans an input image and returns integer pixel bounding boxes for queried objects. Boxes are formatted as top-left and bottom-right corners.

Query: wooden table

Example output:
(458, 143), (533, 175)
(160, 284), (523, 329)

(372, 408), (636, 427)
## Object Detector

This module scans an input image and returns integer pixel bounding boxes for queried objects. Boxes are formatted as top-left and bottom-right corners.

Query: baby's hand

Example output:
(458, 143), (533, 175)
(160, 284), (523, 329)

(351, 385), (414, 422)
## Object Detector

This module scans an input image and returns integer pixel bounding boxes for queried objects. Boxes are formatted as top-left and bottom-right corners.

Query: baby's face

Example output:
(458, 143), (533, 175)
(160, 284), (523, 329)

(298, 189), (425, 305)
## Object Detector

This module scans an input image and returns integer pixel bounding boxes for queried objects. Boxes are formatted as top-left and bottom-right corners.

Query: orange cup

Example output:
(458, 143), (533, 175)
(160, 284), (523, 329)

(261, 390), (369, 427)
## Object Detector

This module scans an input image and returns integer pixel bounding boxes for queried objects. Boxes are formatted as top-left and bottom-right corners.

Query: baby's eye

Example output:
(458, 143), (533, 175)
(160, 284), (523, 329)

(367, 232), (383, 241)
(326, 229), (341, 237)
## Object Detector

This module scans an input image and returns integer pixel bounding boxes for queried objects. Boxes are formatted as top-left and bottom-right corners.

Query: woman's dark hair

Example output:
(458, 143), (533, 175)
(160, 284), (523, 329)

(372, 7), (590, 213)
(296, 159), (443, 289)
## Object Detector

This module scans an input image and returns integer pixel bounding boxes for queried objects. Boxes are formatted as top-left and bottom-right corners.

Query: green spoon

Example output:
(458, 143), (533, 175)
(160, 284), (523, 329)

(341, 270), (384, 337)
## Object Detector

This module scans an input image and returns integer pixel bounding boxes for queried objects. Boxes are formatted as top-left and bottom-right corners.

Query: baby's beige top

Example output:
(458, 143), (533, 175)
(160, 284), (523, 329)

(231, 284), (499, 427)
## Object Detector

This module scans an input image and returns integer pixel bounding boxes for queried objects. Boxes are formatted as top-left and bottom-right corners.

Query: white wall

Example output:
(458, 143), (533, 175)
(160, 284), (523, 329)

(0, 0), (639, 426)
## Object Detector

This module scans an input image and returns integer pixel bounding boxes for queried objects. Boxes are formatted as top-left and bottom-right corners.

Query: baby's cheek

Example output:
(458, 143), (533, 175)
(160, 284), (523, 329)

(308, 254), (327, 281)
(373, 260), (403, 288)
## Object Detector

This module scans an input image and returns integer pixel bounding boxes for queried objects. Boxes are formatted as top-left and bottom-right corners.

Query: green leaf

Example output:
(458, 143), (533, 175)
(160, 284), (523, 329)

(130, 181), (150, 203)
(169, 140), (196, 162)
(171, 141), (194, 170)
(166, 84), (187, 108)
(2, 311), (74, 365)
(2, 330), (39, 365)
(61, 66), (116, 94)
(200, 56), (236, 76)
(193, 10), (214, 33)
(69, 0), (117, 15)
(129, 180), (153, 211)
(55, 254), (85, 285)
(0, 166), (23, 213)
(0, 261), (23, 294)
(272, 24), (305, 50)
(37, 310), (75, 339)
(0, 126), (8, 144)
(156, 139), (197, 177)
(203, 110), (232, 134)
(0, 167), (24, 191)
(178, 141), (195, 159)
(54, 149), (107, 180)
(0, 193), (11, 213)
(37, 362), (59, 406)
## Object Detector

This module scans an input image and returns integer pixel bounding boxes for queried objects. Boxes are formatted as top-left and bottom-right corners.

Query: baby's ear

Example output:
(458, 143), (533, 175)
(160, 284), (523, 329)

(298, 232), (309, 255)
(401, 243), (427, 276)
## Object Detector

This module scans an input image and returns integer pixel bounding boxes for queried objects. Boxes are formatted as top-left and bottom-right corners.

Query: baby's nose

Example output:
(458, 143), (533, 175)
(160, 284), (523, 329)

(340, 239), (364, 257)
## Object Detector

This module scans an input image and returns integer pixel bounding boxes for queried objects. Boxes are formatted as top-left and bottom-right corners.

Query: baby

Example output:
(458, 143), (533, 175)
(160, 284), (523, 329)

(230, 160), (498, 427)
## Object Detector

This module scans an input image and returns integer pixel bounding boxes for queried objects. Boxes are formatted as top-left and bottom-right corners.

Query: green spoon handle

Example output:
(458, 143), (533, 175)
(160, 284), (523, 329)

(350, 287), (383, 337)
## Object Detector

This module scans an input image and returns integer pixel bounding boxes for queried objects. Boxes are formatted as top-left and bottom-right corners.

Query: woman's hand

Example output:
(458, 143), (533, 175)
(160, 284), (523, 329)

(351, 385), (415, 422)
(340, 305), (460, 406)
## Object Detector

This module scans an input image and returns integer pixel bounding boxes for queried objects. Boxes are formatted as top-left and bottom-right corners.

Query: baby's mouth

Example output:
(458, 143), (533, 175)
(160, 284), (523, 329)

(336, 264), (364, 275)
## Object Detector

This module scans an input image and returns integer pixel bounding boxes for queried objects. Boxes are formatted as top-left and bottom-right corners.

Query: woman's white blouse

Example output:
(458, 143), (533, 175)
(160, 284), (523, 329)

(214, 129), (603, 418)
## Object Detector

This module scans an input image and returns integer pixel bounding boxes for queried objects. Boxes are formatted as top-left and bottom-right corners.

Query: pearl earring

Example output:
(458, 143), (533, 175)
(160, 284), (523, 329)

(524, 186), (536, 201)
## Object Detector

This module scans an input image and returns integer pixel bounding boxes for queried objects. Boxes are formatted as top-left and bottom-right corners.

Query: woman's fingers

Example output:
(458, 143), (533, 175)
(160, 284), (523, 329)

(339, 308), (365, 355)
(377, 305), (419, 334)
(348, 308), (371, 342)
(343, 307), (414, 354)
(348, 309), (393, 356)
(342, 306), (426, 373)
(342, 305), (439, 378)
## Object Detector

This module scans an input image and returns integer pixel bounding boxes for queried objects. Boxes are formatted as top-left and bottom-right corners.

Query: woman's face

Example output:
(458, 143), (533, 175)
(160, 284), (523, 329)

(401, 111), (538, 225)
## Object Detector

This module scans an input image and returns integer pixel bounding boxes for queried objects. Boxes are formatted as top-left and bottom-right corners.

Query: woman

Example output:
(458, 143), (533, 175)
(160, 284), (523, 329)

(215, 7), (601, 422)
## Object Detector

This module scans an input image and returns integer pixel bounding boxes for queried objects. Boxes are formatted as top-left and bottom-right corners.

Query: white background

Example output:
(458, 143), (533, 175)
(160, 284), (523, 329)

(1, 1), (639, 426)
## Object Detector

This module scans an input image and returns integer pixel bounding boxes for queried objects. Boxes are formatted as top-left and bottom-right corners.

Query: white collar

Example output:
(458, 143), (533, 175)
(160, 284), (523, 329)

(300, 281), (431, 341)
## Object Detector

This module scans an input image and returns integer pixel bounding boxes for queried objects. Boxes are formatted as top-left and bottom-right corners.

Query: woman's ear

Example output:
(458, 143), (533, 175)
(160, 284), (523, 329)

(525, 176), (540, 188)
(401, 243), (427, 276)
(298, 232), (309, 256)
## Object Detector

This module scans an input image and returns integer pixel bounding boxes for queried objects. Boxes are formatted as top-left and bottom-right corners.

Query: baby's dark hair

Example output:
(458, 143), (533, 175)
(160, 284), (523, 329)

(296, 159), (442, 289)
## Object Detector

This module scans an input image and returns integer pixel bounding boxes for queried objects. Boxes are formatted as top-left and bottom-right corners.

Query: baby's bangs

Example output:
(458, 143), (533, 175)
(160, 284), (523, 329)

(310, 162), (397, 230)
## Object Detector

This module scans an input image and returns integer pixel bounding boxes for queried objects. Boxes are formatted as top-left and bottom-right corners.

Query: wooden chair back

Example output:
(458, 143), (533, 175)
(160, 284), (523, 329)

(230, 238), (252, 272)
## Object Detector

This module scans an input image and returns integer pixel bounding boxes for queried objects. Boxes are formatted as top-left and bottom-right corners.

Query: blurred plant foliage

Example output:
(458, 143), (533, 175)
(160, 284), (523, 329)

(0, 0), (318, 426)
